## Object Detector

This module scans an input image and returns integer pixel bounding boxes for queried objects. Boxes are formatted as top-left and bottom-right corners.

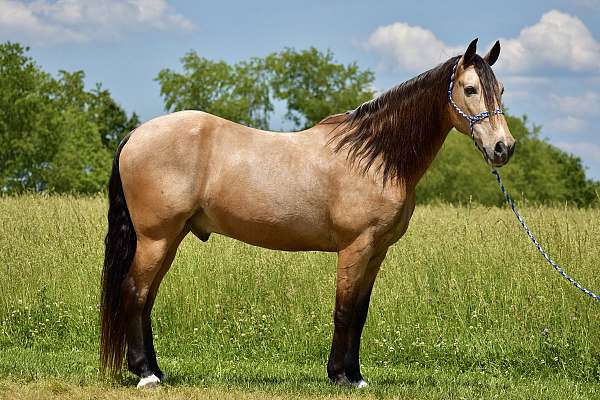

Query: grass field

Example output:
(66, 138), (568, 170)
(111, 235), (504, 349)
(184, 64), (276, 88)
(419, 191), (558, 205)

(1, 195), (599, 399)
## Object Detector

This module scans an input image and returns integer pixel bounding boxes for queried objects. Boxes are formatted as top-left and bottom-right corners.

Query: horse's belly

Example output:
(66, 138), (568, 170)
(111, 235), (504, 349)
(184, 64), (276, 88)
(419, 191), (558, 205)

(191, 204), (336, 252)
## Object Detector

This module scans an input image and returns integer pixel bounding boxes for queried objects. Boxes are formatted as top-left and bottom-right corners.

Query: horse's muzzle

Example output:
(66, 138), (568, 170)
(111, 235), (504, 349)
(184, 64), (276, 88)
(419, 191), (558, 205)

(490, 140), (515, 166)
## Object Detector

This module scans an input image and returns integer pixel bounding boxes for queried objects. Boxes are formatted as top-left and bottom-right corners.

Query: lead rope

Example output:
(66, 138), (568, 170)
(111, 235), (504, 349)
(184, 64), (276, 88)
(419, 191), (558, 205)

(449, 59), (600, 302)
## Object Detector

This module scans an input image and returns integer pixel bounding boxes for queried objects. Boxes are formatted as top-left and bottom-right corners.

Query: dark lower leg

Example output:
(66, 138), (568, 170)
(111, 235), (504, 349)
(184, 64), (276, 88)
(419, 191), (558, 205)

(344, 289), (373, 382)
(122, 277), (154, 378)
(343, 251), (385, 383)
(327, 240), (376, 385)
(327, 298), (355, 383)
(140, 237), (182, 380)
(141, 308), (162, 379)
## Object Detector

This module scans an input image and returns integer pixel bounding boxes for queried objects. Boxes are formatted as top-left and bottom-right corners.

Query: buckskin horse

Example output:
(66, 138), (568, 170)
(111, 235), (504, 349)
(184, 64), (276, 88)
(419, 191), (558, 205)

(101, 38), (515, 388)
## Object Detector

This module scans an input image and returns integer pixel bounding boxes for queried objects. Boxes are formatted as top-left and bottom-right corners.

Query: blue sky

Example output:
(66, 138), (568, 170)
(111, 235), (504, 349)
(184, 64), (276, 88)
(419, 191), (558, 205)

(2, 0), (600, 179)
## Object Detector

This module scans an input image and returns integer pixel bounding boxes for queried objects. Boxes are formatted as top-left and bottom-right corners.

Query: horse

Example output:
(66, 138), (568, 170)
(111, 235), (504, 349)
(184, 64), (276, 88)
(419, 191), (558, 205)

(100, 38), (515, 388)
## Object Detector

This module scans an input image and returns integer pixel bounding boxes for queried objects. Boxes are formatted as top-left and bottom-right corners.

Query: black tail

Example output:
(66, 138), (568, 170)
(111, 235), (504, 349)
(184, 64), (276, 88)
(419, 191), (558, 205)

(100, 137), (136, 378)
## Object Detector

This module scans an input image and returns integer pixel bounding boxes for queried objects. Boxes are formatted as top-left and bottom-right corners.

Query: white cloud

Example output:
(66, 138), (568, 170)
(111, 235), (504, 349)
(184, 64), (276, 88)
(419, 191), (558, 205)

(0, 0), (85, 44)
(361, 10), (600, 73)
(0, 0), (194, 45)
(360, 22), (462, 71)
(499, 10), (600, 72)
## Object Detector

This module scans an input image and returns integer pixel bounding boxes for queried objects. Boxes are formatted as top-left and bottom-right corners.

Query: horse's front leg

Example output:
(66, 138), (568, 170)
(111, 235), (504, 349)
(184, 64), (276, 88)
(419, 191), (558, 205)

(327, 237), (380, 386)
(343, 248), (388, 387)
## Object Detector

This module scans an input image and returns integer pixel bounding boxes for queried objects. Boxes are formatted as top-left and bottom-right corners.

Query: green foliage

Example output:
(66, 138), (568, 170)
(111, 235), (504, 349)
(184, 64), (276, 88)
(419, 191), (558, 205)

(0, 42), (60, 192)
(156, 51), (273, 129)
(156, 47), (375, 129)
(0, 43), (138, 194)
(87, 82), (140, 153)
(418, 114), (599, 207)
(265, 48), (375, 128)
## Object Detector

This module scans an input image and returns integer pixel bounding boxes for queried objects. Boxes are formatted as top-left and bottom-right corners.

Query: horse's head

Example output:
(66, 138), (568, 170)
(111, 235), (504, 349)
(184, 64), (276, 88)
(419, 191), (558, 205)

(448, 38), (516, 167)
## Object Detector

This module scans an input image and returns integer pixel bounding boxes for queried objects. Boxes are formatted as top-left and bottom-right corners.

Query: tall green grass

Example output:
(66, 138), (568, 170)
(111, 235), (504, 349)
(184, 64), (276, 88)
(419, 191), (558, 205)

(1, 195), (599, 390)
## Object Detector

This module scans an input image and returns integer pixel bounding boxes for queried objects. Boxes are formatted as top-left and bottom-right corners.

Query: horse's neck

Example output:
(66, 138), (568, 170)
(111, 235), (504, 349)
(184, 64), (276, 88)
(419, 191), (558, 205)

(326, 78), (456, 188)
(407, 116), (453, 185)
(374, 108), (453, 188)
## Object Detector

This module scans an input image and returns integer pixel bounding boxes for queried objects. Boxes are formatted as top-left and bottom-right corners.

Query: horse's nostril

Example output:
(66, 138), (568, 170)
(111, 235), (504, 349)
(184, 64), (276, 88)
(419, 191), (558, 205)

(494, 141), (507, 156)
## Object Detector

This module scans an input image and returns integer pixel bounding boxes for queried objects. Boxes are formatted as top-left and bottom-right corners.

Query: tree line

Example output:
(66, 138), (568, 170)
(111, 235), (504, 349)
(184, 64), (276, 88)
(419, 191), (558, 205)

(1, 42), (598, 206)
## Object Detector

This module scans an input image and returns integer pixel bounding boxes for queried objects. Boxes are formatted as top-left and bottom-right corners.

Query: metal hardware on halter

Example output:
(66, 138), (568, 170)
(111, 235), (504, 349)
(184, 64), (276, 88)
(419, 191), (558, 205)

(448, 58), (600, 303)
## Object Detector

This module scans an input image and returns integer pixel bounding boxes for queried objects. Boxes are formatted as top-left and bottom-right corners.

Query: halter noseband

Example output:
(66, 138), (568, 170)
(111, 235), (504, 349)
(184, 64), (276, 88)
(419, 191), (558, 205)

(448, 59), (504, 163)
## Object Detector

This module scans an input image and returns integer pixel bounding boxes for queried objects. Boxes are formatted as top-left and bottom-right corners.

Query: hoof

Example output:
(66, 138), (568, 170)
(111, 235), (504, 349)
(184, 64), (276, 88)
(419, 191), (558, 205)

(352, 379), (368, 388)
(333, 375), (351, 386)
(137, 374), (160, 389)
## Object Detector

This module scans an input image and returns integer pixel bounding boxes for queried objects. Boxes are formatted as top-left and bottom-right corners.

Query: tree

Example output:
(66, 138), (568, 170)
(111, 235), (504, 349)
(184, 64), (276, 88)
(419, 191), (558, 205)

(265, 48), (375, 128)
(0, 42), (138, 194)
(155, 52), (272, 129)
(0, 42), (61, 192)
(155, 47), (375, 130)
(88, 82), (140, 153)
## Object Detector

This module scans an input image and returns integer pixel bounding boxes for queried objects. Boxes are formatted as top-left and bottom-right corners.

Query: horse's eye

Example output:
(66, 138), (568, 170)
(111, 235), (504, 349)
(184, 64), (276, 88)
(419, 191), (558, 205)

(464, 86), (477, 96)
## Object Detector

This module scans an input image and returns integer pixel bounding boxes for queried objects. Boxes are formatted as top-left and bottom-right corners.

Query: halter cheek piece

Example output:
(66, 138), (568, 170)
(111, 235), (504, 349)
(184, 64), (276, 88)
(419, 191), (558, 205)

(448, 59), (504, 162)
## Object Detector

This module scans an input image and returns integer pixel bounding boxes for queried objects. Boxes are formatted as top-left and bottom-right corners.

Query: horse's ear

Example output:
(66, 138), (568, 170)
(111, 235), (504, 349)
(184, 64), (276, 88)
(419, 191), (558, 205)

(461, 38), (478, 66)
(484, 40), (501, 66)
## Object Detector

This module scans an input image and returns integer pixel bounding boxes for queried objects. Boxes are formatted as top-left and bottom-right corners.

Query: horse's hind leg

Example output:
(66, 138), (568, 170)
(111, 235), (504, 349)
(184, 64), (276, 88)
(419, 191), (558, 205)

(141, 230), (188, 381)
(122, 226), (184, 388)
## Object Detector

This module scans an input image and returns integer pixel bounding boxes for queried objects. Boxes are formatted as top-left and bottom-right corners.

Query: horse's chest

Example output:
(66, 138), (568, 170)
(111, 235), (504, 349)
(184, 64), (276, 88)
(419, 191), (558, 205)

(376, 193), (416, 246)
